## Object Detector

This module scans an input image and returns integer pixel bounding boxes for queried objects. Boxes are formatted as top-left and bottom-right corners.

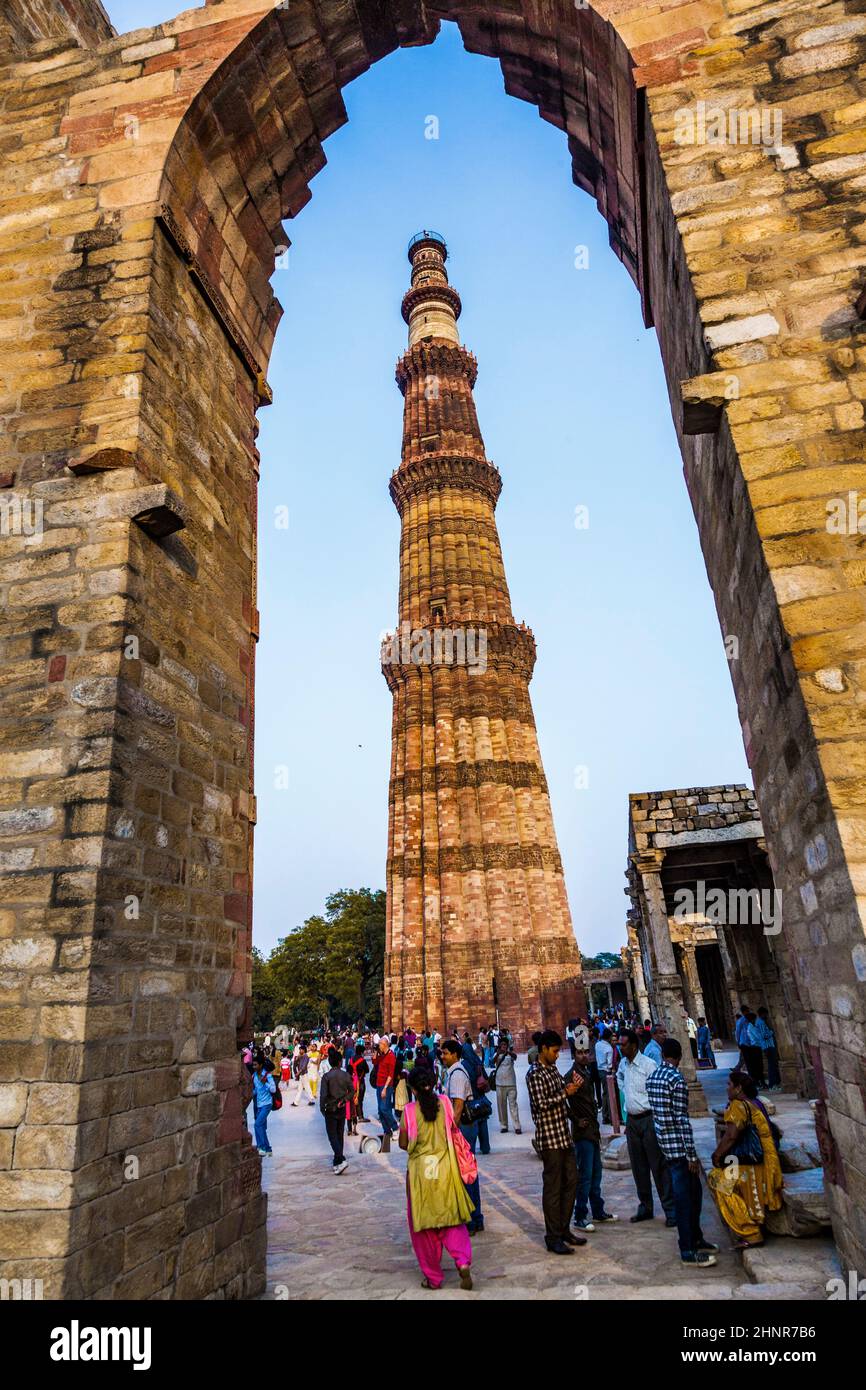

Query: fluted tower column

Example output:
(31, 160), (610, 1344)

(382, 232), (585, 1048)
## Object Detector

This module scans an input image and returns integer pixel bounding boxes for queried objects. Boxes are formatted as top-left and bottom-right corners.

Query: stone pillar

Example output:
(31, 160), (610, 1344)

(680, 944), (705, 1022)
(628, 923), (651, 1022)
(624, 971), (635, 1013)
(715, 927), (742, 1041)
(631, 852), (707, 1115)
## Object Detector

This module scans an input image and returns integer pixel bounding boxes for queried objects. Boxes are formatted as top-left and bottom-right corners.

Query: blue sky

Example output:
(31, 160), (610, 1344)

(108, 3), (751, 958)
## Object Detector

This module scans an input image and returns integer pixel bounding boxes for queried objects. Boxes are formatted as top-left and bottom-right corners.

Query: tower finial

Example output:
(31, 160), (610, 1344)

(402, 231), (461, 347)
(407, 230), (447, 261)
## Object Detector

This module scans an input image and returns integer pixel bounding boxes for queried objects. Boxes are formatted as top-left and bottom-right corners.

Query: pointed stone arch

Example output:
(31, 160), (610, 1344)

(154, 0), (649, 376)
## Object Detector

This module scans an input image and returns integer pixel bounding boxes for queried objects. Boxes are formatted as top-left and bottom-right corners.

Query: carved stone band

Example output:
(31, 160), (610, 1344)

(389, 455), (502, 513)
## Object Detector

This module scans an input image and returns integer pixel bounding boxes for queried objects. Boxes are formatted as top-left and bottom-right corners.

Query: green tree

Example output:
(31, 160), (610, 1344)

(250, 946), (280, 1031)
(581, 950), (621, 971)
(324, 887), (386, 1022)
(265, 887), (386, 1029)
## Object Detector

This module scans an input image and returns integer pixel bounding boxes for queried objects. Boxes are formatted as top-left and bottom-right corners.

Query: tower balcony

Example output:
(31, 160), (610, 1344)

(395, 340), (478, 394)
(401, 282), (462, 325)
(388, 454), (502, 514)
(380, 618), (537, 688)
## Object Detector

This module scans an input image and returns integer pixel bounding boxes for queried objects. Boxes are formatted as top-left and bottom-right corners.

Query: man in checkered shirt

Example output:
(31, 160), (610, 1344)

(645, 1037), (718, 1268)
(526, 1030), (588, 1255)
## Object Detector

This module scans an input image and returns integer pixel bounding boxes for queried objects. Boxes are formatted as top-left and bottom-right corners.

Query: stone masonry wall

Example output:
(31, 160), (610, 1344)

(0, 1), (115, 57)
(640, 1), (866, 1276)
(1, 0), (866, 1291)
(629, 784), (762, 844)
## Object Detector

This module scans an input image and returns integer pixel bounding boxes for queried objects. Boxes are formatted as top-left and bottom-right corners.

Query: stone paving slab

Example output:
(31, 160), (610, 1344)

(256, 1062), (722, 1301)
(254, 1055), (837, 1300)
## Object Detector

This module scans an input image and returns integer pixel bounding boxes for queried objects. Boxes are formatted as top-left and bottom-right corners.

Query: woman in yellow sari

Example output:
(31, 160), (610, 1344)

(398, 1067), (474, 1290)
(306, 1040), (320, 1098)
(708, 1069), (782, 1248)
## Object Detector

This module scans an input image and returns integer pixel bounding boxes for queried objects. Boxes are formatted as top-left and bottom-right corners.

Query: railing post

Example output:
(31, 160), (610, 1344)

(606, 1073), (622, 1135)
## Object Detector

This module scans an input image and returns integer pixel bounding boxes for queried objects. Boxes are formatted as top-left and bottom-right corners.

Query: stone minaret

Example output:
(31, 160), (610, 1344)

(382, 232), (585, 1047)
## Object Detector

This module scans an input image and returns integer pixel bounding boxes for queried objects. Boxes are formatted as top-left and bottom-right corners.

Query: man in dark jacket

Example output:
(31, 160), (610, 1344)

(565, 1044), (619, 1232)
(319, 1047), (353, 1173)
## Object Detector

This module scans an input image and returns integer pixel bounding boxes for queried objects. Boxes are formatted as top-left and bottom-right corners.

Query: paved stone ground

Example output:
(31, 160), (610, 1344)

(255, 1054), (838, 1301)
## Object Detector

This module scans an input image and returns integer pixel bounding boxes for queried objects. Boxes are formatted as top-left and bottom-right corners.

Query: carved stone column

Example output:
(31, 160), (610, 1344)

(715, 926), (742, 1039)
(627, 923), (649, 1020)
(681, 943), (706, 1021)
(631, 851), (708, 1116)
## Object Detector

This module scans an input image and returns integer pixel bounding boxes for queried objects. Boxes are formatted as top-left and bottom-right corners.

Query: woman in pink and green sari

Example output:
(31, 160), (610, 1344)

(398, 1067), (475, 1291)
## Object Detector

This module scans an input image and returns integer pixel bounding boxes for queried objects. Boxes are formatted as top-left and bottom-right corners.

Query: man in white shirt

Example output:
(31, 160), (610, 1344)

(594, 1030), (614, 1123)
(643, 1024), (666, 1066)
(442, 1038), (483, 1234)
(617, 1030), (675, 1226)
(595, 1033), (613, 1071)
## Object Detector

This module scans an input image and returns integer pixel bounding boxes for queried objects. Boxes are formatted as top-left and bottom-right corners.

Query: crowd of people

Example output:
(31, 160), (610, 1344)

(241, 1001), (785, 1291)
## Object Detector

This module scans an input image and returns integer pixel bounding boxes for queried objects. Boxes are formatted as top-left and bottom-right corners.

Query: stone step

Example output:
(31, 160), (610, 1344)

(765, 1167), (832, 1238)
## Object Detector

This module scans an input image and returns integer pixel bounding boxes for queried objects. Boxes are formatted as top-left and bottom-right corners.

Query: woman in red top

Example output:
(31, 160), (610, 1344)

(348, 1044), (369, 1130)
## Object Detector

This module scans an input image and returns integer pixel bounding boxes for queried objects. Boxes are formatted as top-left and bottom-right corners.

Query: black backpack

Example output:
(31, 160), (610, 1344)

(321, 1073), (347, 1115)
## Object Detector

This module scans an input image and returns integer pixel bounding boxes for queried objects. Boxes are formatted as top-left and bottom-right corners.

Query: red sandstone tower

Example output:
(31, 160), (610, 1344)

(382, 233), (586, 1048)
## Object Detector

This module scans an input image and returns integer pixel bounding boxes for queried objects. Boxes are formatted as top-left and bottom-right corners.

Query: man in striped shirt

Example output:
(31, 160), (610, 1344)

(646, 1037), (718, 1268)
(526, 1030), (588, 1255)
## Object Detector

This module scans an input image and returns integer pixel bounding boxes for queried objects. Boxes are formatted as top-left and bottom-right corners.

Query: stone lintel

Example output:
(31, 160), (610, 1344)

(654, 822), (764, 850)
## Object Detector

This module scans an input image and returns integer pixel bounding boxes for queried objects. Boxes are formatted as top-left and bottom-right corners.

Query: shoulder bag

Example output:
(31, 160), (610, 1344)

(441, 1094), (478, 1186)
(731, 1100), (763, 1165)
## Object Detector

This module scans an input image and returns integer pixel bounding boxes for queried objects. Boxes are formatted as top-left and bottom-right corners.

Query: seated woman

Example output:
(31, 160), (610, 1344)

(398, 1066), (474, 1291)
(708, 1069), (782, 1249)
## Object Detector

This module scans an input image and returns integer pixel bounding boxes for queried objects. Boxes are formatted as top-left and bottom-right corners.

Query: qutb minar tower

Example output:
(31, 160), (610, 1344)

(381, 233), (586, 1047)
